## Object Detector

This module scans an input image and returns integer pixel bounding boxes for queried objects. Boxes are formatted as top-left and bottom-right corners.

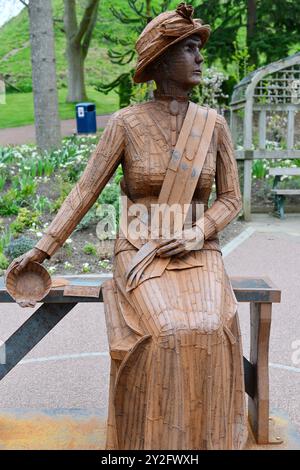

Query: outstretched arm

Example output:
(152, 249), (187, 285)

(35, 112), (125, 258)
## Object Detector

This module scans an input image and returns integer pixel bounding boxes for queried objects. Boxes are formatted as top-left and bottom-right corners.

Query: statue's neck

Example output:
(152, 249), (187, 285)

(154, 80), (191, 100)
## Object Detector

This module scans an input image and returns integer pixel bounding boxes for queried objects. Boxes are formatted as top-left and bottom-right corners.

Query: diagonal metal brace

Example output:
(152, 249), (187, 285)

(0, 303), (77, 381)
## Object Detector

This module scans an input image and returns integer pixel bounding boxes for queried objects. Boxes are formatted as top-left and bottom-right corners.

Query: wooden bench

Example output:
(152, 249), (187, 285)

(270, 167), (300, 218)
(0, 274), (281, 445)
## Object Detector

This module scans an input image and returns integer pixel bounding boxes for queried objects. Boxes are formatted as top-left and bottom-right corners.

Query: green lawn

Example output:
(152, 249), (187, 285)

(0, 87), (119, 129)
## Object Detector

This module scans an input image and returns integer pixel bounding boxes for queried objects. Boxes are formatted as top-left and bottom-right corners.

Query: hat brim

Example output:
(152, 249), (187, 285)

(133, 25), (211, 84)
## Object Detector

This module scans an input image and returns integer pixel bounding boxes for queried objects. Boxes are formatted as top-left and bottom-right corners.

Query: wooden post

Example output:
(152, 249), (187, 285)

(243, 99), (253, 222)
(243, 159), (252, 222)
(230, 109), (238, 146)
(259, 109), (266, 149)
(248, 302), (272, 444)
(287, 108), (295, 149)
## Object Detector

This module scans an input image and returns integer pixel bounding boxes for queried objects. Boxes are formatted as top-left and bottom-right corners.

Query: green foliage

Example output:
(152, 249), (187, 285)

(252, 158), (300, 181)
(0, 189), (20, 216)
(0, 88), (119, 130)
(98, 259), (112, 270)
(4, 236), (35, 261)
(51, 179), (74, 212)
(114, 165), (124, 184)
(252, 160), (268, 180)
(99, 178), (121, 224)
(33, 195), (52, 213)
(0, 253), (9, 270)
(0, 174), (7, 192)
(231, 41), (256, 84)
(198, 67), (229, 109)
(96, 0), (173, 105)
(0, 0), (300, 127)
(0, 0), (129, 94)
(10, 208), (40, 234)
(12, 174), (37, 199)
(95, 71), (134, 108)
(83, 242), (98, 256)
(0, 226), (12, 255)
(82, 262), (91, 273)
(75, 207), (98, 231)
(193, 0), (300, 68)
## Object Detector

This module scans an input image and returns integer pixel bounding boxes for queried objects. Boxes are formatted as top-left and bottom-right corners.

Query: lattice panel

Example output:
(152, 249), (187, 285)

(254, 64), (300, 105)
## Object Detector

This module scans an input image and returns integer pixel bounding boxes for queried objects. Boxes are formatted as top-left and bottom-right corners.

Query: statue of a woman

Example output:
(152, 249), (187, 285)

(10, 3), (248, 450)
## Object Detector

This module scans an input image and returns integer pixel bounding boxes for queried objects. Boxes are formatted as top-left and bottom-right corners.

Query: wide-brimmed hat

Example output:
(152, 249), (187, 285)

(133, 2), (211, 84)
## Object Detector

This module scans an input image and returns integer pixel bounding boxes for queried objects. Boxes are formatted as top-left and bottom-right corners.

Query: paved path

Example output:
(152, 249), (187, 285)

(224, 214), (300, 444)
(0, 214), (299, 448)
(0, 114), (111, 146)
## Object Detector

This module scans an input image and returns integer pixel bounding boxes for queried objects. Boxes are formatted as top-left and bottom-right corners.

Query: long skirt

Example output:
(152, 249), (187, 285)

(102, 245), (248, 450)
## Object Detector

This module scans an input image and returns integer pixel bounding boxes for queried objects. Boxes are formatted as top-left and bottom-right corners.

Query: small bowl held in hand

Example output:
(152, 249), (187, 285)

(5, 262), (51, 307)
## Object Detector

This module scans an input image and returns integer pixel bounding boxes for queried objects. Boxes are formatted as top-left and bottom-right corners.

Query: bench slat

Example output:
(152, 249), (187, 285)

(272, 189), (300, 195)
(269, 168), (300, 176)
(0, 275), (281, 304)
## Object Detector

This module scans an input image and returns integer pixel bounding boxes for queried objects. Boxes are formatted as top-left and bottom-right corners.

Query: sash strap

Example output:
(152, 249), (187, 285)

(125, 104), (217, 291)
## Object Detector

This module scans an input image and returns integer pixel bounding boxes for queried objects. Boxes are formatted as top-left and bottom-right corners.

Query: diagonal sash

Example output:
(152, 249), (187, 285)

(153, 103), (217, 236)
(125, 103), (217, 291)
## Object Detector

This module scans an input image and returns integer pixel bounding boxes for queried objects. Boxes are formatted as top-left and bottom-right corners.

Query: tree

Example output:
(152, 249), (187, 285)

(95, 0), (171, 108)
(193, 0), (300, 69)
(247, 0), (300, 65)
(28, 0), (61, 152)
(63, 0), (100, 103)
(247, 0), (257, 65)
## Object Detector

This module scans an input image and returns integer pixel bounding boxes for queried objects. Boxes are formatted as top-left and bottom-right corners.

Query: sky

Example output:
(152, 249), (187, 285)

(0, 0), (25, 28)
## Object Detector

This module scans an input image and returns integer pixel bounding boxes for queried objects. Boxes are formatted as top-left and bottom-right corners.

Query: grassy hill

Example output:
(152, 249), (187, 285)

(0, 0), (178, 128)
(0, 0), (137, 92)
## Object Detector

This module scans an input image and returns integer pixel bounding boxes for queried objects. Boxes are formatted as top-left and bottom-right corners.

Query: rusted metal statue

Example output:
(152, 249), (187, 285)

(9, 3), (248, 450)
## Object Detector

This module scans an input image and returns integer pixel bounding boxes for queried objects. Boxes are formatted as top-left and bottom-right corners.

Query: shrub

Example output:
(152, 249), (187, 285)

(0, 253), (9, 270)
(4, 236), (35, 261)
(75, 207), (97, 231)
(0, 227), (12, 255)
(0, 189), (19, 216)
(10, 208), (41, 234)
(82, 262), (91, 273)
(0, 174), (7, 192)
(83, 242), (98, 256)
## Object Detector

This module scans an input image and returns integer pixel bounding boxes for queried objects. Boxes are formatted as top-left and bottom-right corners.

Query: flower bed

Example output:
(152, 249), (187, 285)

(0, 134), (120, 276)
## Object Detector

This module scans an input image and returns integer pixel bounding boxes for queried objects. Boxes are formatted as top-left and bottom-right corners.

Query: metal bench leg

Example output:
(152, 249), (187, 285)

(0, 302), (77, 381)
(272, 175), (285, 219)
(274, 195), (285, 219)
(248, 302), (272, 444)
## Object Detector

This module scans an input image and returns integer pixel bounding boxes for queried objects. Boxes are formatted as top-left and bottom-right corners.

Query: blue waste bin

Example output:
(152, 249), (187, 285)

(76, 102), (97, 134)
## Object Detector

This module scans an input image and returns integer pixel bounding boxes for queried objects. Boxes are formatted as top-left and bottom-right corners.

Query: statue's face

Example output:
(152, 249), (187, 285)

(153, 34), (203, 88)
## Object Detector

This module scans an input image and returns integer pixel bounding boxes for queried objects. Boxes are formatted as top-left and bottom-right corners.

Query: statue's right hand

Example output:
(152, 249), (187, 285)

(7, 247), (48, 275)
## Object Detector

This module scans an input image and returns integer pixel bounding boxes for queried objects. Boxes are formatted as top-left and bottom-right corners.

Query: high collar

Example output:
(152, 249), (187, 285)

(153, 90), (190, 102)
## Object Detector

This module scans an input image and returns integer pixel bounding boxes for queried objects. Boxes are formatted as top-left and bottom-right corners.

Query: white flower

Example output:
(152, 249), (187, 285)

(64, 261), (73, 269)
(66, 238), (73, 244)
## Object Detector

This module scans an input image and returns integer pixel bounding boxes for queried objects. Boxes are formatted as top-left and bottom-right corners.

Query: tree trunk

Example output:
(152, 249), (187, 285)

(64, 0), (99, 103)
(28, 0), (61, 152)
(247, 0), (258, 66)
(66, 41), (87, 103)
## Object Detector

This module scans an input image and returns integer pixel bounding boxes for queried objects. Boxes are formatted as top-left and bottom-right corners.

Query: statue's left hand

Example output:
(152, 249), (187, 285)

(156, 226), (204, 258)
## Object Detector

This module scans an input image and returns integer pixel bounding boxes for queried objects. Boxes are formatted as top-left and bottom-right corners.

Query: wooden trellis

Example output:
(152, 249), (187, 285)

(230, 53), (300, 221)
